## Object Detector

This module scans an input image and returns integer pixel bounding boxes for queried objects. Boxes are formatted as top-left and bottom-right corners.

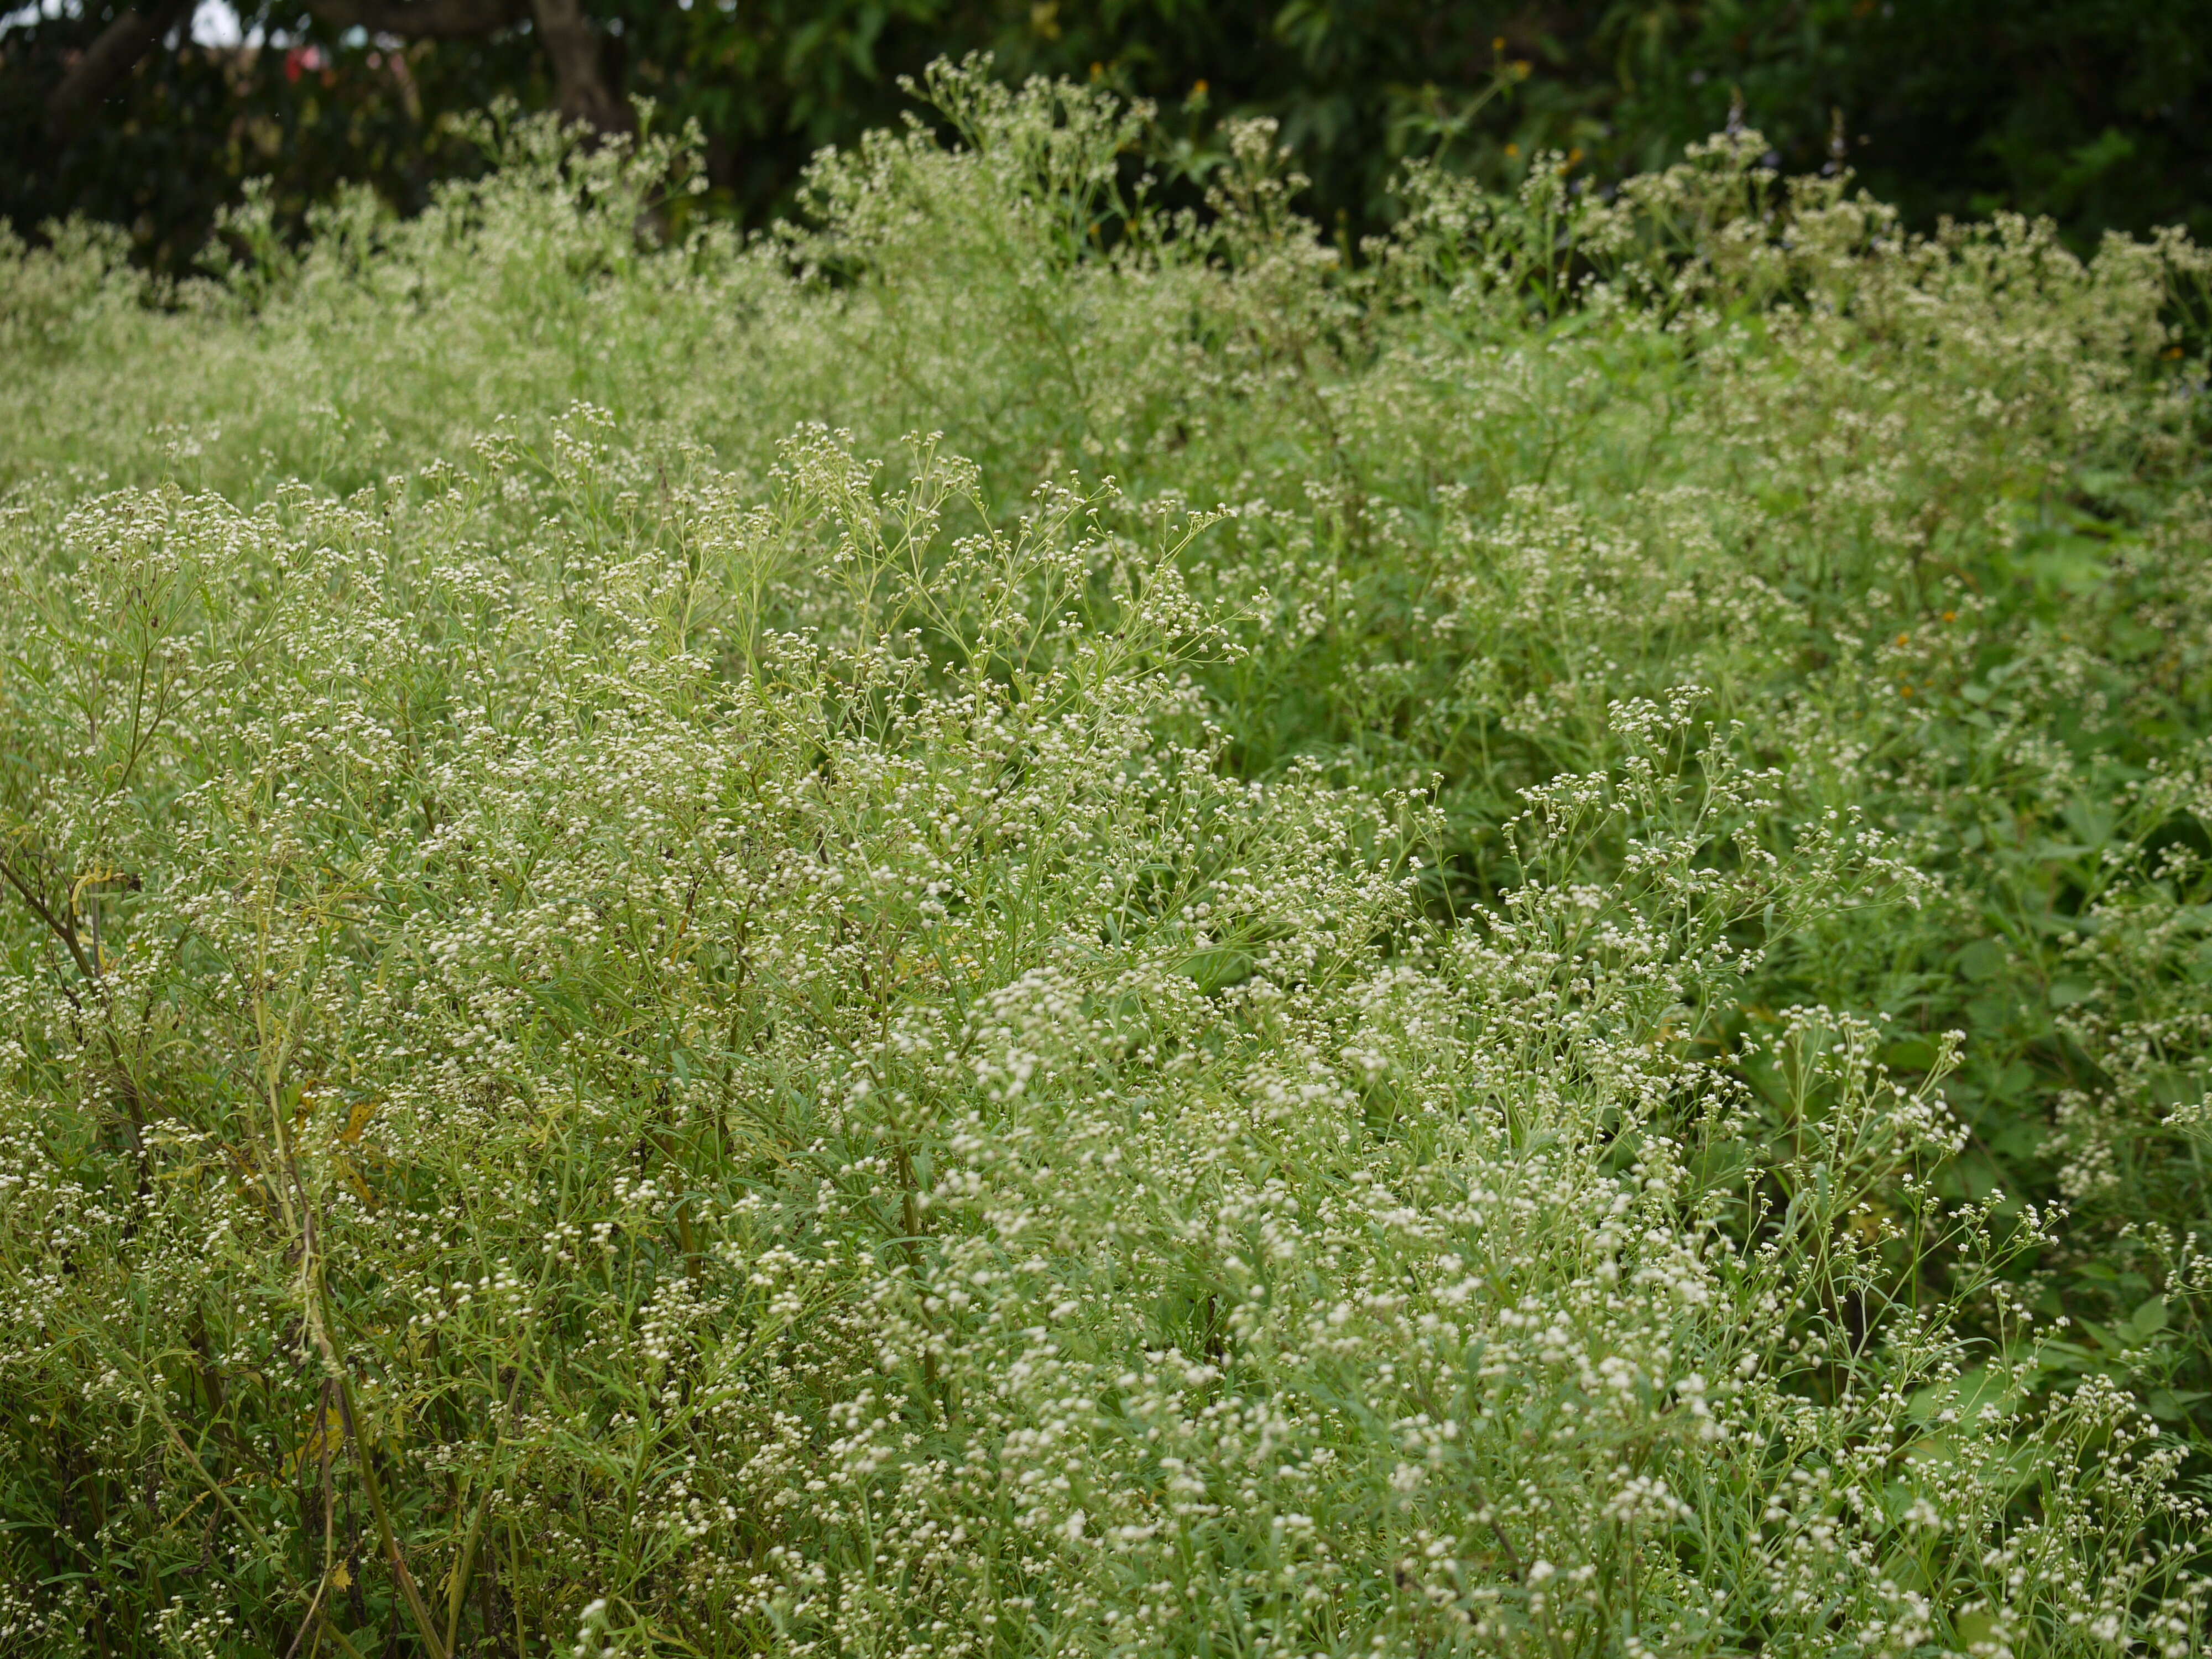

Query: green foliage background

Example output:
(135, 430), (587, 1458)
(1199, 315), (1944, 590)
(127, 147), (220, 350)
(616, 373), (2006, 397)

(6, 0), (2212, 275)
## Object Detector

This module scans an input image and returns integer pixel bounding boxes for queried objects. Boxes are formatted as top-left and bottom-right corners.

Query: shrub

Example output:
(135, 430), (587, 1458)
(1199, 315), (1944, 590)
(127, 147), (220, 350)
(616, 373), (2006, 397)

(2, 66), (2210, 1658)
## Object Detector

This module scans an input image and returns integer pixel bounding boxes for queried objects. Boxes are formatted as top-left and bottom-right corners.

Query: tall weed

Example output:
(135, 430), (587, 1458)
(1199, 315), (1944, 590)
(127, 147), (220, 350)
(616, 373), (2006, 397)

(3, 64), (2211, 1658)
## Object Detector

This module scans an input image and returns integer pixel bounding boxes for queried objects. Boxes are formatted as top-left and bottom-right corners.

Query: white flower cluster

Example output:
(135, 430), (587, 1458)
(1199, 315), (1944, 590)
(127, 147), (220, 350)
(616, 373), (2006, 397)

(4, 57), (2210, 1659)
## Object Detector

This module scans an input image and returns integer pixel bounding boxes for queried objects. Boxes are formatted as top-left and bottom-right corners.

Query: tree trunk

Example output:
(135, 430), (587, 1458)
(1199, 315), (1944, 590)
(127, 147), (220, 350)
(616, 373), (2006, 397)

(527, 0), (630, 134)
(45, 0), (194, 143)
(48, 0), (628, 155)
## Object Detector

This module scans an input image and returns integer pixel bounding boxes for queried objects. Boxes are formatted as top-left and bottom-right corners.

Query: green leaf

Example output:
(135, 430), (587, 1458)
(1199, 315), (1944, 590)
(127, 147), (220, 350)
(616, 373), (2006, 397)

(2125, 1295), (2167, 1340)
(1959, 938), (2008, 981)
(2147, 1389), (2207, 1421)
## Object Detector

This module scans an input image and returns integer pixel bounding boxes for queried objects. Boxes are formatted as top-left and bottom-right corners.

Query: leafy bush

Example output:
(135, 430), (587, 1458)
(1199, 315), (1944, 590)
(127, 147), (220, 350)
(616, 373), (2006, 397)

(3, 66), (2211, 1657)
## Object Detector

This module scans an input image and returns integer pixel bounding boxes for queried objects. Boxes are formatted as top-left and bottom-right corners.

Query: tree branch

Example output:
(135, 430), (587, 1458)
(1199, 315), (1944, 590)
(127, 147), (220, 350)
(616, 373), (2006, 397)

(46, 0), (627, 153)
(302, 0), (526, 41)
(45, 0), (194, 143)
(306, 0), (627, 134)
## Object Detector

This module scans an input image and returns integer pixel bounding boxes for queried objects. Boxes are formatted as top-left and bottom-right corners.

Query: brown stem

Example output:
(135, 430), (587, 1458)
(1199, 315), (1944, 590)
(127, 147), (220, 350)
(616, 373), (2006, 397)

(282, 1381), (342, 1659)
(148, 1399), (368, 1659)
(2, 857), (155, 1182)
(278, 1066), (446, 1659)
(0, 855), (95, 985)
(441, 1365), (526, 1657)
(333, 1376), (450, 1659)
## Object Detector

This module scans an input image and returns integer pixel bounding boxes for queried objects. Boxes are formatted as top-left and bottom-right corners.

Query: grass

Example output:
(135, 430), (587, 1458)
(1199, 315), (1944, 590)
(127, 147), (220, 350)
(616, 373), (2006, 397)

(3, 64), (2212, 1658)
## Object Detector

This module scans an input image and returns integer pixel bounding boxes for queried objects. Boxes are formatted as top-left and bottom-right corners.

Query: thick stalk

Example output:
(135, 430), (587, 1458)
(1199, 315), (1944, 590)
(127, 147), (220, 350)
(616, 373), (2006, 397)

(333, 1375), (450, 1659)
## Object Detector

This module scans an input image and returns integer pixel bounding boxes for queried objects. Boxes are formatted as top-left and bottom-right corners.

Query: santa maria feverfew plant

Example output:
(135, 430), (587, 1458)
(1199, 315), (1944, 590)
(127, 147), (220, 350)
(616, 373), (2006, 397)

(3, 60), (2212, 1659)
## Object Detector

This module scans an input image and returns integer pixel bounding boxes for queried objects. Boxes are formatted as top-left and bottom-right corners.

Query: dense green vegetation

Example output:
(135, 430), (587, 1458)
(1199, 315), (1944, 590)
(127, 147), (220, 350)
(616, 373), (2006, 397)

(5, 67), (2212, 1656)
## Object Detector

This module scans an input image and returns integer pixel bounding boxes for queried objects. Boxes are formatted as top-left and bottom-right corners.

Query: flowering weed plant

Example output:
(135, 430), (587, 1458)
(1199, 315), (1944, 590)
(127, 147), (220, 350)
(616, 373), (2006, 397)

(3, 64), (2212, 1659)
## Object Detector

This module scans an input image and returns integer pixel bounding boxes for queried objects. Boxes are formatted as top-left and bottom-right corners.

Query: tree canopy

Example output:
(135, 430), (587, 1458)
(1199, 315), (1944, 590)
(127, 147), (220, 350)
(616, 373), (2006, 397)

(6, 1), (2211, 273)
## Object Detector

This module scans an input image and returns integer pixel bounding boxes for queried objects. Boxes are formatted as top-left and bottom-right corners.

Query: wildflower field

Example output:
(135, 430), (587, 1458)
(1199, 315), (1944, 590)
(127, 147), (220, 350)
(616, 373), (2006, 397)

(7, 66), (2212, 1659)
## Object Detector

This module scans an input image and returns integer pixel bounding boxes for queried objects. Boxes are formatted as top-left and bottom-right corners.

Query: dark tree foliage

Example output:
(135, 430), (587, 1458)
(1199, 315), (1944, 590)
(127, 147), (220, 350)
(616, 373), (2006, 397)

(4, 0), (2211, 274)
